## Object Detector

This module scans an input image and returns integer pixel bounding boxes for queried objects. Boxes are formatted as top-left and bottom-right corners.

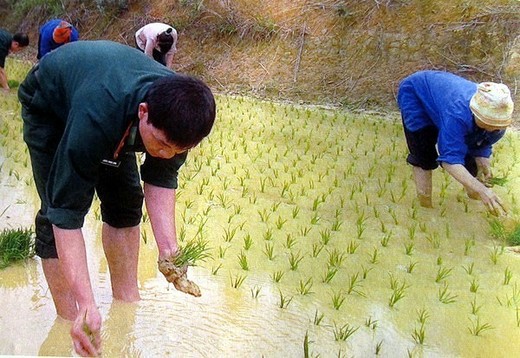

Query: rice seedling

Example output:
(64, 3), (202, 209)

(275, 216), (287, 230)
(388, 280), (408, 308)
(271, 270), (285, 283)
(230, 273), (247, 289)
(218, 246), (228, 259)
(469, 278), (479, 293)
(347, 240), (359, 254)
(375, 340), (383, 355)
(289, 251), (304, 271)
(438, 282), (457, 304)
(258, 208), (271, 223)
(361, 265), (372, 279)
(174, 238), (212, 267)
(263, 229), (274, 241)
(263, 242), (275, 260)
(331, 219), (343, 232)
(0, 227), (35, 268)
(303, 331), (310, 358)
(313, 309), (324, 325)
(278, 290), (293, 309)
(284, 234), (297, 249)
(463, 262), (475, 275)
(406, 261), (418, 274)
(346, 272), (366, 296)
(332, 322), (359, 341)
(365, 316), (378, 330)
(237, 251), (249, 271)
(435, 266), (453, 283)
(211, 263), (222, 275)
(311, 243), (324, 258)
(250, 285), (261, 299)
(489, 218), (520, 246)
(297, 277), (314, 295)
(310, 213), (320, 225)
(223, 225), (239, 243)
(404, 241), (415, 256)
(380, 232), (392, 247)
(369, 247), (380, 264)
(504, 267), (513, 285)
(467, 316), (493, 336)
(291, 206), (300, 219)
(331, 290), (347, 310)
(243, 234), (253, 250)
(490, 245), (501, 265)
(319, 229), (332, 245)
(327, 248), (346, 268)
(464, 236), (475, 256)
(299, 226), (312, 236)
(322, 266), (338, 284)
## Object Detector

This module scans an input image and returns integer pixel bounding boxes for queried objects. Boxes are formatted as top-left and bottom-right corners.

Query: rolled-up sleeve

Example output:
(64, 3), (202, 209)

(140, 151), (188, 189)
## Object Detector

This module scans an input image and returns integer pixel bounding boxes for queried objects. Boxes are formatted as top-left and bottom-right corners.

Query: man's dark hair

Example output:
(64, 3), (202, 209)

(145, 74), (216, 149)
(157, 30), (174, 54)
(13, 33), (29, 47)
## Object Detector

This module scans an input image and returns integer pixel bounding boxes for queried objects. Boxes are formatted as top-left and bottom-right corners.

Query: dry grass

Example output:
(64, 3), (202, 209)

(3, 0), (519, 108)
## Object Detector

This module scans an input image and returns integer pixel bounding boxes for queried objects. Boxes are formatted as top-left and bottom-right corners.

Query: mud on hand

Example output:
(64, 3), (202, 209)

(158, 255), (201, 297)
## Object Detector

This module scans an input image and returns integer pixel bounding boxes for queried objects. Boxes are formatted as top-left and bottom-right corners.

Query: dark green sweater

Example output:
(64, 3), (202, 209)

(0, 29), (13, 68)
(29, 40), (187, 228)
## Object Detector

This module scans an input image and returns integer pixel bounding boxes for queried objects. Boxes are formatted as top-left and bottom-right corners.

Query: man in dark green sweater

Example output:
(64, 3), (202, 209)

(0, 29), (29, 91)
(18, 40), (216, 356)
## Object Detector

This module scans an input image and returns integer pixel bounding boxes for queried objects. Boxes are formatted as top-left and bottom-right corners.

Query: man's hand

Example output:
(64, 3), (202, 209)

(70, 306), (102, 357)
(158, 253), (201, 297)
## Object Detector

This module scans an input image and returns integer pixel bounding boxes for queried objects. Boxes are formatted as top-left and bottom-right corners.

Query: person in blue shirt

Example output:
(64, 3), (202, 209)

(397, 70), (514, 215)
(37, 19), (79, 59)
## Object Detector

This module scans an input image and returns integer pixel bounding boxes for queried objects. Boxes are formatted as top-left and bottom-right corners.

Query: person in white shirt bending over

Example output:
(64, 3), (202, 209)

(135, 22), (177, 68)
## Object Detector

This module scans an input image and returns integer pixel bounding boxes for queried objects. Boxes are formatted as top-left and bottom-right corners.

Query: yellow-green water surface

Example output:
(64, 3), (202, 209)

(1, 59), (520, 357)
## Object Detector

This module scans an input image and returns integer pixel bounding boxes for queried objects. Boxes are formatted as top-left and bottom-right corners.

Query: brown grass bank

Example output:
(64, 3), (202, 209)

(2, 0), (519, 110)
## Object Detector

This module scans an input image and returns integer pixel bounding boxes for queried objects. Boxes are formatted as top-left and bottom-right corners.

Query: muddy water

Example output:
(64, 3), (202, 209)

(2, 72), (520, 357)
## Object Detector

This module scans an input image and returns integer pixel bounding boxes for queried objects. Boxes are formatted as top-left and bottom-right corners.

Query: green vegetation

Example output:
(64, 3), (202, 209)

(0, 227), (35, 268)
(174, 238), (211, 267)
(2, 59), (520, 356)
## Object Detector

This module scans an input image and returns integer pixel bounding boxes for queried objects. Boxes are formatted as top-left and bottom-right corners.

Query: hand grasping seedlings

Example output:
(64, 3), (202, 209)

(158, 239), (210, 297)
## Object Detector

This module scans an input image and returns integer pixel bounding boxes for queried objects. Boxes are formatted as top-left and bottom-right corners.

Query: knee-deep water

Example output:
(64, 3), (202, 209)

(1, 59), (520, 357)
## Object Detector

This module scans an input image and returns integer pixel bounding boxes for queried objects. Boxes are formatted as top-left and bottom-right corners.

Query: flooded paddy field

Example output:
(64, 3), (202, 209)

(1, 59), (520, 357)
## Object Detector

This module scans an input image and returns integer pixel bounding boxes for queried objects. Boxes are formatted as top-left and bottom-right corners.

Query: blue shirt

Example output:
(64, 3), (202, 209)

(397, 70), (504, 165)
(37, 19), (79, 59)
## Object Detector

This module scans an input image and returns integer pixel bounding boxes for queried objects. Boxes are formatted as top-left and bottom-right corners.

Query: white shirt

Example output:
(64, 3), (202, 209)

(135, 23), (178, 66)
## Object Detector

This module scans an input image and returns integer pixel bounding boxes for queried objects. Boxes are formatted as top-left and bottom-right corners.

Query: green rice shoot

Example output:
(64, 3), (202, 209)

(175, 238), (211, 267)
(0, 227), (35, 269)
(489, 218), (520, 246)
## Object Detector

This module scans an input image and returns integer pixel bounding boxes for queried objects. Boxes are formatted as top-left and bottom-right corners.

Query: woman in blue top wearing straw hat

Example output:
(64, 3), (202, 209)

(397, 70), (514, 215)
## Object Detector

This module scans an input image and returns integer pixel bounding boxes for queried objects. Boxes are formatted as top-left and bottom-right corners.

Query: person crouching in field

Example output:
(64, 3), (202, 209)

(0, 29), (29, 92)
(18, 40), (215, 356)
(37, 19), (79, 59)
(397, 70), (514, 216)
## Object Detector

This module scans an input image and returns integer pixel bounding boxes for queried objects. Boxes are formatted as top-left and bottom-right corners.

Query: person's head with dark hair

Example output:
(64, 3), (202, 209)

(157, 29), (174, 54)
(138, 74), (216, 158)
(12, 32), (29, 51)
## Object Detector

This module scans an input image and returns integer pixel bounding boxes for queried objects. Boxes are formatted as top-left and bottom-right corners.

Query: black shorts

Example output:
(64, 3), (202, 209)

(402, 123), (478, 176)
(402, 124), (439, 170)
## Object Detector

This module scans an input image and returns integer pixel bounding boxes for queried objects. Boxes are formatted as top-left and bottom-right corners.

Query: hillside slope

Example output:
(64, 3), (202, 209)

(2, 0), (519, 110)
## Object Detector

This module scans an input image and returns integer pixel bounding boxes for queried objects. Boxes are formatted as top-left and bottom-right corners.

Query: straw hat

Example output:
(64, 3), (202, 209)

(52, 21), (72, 44)
(469, 82), (514, 128)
